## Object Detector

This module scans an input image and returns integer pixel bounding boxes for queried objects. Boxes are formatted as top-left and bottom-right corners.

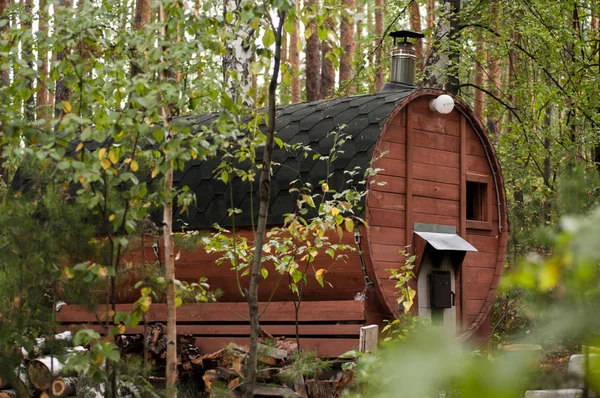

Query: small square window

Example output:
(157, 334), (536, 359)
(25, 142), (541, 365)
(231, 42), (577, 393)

(466, 181), (487, 221)
(465, 174), (492, 231)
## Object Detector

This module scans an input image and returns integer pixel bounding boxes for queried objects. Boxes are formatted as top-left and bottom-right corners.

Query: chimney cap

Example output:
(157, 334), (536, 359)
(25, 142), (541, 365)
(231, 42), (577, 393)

(389, 30), (425, 45)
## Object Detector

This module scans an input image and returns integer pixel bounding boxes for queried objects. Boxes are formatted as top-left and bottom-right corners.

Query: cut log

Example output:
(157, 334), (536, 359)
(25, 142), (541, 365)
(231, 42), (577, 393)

(0, 390), (16, 398)
(40, 392), (50, 398)
(252, 383), (300, 397)
(52, 377), (77, 396)
(305, 380), (336, 398)
(27, 356), (65, 390)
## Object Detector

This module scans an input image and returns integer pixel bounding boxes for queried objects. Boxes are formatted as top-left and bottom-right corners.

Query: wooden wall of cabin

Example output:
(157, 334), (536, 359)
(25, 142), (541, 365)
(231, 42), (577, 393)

(118, 229), (387, 325)
(366, 94), (507, 335)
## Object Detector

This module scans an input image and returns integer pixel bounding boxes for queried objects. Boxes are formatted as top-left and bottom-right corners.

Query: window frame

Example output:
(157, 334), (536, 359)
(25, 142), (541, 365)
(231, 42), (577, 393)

(465, 173), (493, 231)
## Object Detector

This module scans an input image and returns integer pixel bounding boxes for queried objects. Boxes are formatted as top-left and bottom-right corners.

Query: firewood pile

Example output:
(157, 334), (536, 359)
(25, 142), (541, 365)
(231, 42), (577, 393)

(1, 326), (354, 398)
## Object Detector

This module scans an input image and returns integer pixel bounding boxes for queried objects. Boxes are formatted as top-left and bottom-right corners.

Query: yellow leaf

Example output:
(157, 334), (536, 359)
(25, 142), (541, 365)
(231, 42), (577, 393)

(79, 176), (85, 184)
(344, 218), (355, 233)
(63, 268), (74, 279)
(322, 183), (329, 192)
(101, 158), (111, 170)
(331, 207), (340, 217)
(76, 142), (84, 152)
(151, 168), (160, 179)
(108, 150), (118, 164)
(109, 214), (116, 221)
(130, 159), (139, 172)
(98, 267), (108, 277)
(117, 324), (126, 334)
(336, 225), (343, 241)
(315, 268), (326, 278)
(62, 101), (72, 113)
(98, 148), (107, 159)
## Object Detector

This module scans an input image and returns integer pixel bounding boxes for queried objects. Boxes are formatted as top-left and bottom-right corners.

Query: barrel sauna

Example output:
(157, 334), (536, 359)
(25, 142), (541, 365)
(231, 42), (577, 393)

(56, 87), (507, 356)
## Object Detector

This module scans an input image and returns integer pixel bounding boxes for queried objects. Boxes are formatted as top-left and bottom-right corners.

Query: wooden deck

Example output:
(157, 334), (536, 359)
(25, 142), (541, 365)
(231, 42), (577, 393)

(56, 300), (366, 358)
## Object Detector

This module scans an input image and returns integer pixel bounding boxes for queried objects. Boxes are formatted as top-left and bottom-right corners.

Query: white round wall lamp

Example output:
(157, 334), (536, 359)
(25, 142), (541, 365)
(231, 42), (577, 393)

(429, 94), (455, 114)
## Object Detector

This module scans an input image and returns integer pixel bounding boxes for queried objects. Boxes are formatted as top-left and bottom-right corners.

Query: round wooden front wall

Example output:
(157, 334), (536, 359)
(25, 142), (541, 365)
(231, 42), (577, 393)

(365, 91), (508, 339)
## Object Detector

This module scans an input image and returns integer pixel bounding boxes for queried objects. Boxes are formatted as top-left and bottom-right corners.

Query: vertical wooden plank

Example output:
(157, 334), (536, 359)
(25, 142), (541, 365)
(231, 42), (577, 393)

(405, 105), (414, 251)
(359, 324), (379, 353)
(459, 114), (467, 330)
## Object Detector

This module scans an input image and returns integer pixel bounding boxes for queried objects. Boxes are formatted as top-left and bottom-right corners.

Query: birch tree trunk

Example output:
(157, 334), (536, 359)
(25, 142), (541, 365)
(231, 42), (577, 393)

(289, 1), (301, 103)
(158, 4), (177, 397)
(373, 0), (384, 92)
(339, 0), (355, 93)
(244, 14), (285, 397)
(305, 0), (321, 101)
(223, 0), (255, 105)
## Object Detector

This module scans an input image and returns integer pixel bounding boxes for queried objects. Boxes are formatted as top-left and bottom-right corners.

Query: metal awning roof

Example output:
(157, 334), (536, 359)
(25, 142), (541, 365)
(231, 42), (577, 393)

(414, 231), (477, 252)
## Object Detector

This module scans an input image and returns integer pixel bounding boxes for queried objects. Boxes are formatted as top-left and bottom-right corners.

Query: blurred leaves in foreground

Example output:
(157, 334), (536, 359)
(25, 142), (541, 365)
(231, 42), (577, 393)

(343, 204), (600, 397)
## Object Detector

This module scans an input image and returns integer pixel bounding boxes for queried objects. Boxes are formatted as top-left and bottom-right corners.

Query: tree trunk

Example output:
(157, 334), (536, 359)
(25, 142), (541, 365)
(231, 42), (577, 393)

(244, 13), (285, 398)
(339, 0), (355, 94)
(373, 0), (384, 92)
(426, 0), (434, 58)
(158, 4), (177, 397)
(223, 0), (255, 105)
(36, 0), (52, 122)
(409, 0), (423, 69)
(54, 0), (74, 119)
(0, 0), (9, 89)
(305, 0), (320, 101)
(422, 0), (461, 94)
(485, 35), (501, 138)
(473, 34), (485, 119)
(0, 0), (11, 184)
(132, 0), (151, 77)
(320, 13), (335, 99)
(289, 0), (301, 103)
(23, 0), (35, 122)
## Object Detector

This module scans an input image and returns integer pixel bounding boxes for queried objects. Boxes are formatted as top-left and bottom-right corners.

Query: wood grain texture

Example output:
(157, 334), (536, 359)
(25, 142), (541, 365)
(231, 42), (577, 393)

(56, 300), (366, 323)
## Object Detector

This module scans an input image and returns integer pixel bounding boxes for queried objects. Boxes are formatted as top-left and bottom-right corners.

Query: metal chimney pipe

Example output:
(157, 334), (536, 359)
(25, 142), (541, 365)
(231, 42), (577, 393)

(390, 41), (417, 86)
(379, 31), (425, 93)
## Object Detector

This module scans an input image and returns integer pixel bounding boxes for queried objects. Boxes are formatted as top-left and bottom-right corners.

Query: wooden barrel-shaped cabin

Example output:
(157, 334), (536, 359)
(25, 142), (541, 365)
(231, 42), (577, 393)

(55, 86), (508, 356)
(54, 33), (508, 357)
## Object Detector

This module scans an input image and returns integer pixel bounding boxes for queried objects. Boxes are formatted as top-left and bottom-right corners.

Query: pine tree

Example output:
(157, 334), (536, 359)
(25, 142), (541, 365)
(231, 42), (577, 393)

(305, 0), (321, 101)
(339, 0), (355, 93)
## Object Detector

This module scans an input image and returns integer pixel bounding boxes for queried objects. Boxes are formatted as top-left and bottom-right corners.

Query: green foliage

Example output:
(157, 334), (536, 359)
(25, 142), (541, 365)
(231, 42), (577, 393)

(387, 246), (416, 313)
(277, 350), (331, 385)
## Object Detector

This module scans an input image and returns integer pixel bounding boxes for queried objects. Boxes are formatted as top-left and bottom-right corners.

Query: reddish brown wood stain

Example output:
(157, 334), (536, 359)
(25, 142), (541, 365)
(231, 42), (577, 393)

(58, 91), (508, 352)
(366, 93), (508, 341)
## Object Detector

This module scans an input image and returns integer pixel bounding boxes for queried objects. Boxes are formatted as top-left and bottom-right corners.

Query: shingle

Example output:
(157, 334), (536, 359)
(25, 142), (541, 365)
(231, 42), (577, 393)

(322, 103), (351, 118)
(354, 124), (381, 152)
(299, 112), (324, 132)
(358, 98), (386, 114)
(194, 182), (216, 212)
(277, 122), (300, 142)
(308, 118), (335, 142)
(333, 108), (363, 127)
(348, 95), (376, 107)
(290, 104), (318, 122)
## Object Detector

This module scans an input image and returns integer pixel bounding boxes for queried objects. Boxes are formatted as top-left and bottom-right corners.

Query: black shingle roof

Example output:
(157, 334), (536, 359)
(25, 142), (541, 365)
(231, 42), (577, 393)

(174, 89), (415, 229)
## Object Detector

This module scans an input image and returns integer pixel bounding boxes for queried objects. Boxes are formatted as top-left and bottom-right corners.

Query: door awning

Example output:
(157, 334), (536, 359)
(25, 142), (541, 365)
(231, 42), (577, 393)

(414, 231), (477, 252)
